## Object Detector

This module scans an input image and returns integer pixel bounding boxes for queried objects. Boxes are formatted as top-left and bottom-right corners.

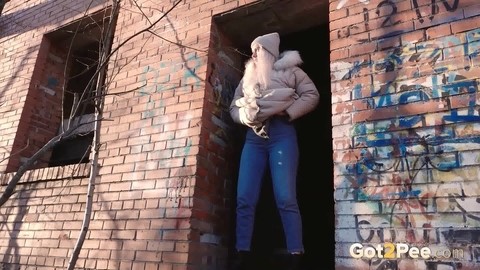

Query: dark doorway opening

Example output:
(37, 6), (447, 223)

(213, 1), (333, 269)
(247, 26), (334, 270)
(289, 26), (334, 270)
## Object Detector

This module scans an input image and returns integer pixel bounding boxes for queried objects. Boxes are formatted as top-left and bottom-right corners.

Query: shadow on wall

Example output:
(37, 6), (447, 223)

(0, 185), (32, 268)
(0, 45), (37, 120)
(0, 0), (105, 39)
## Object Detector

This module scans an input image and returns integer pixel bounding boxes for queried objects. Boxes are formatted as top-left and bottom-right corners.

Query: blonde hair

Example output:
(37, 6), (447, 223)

(255, 46), (275, 90)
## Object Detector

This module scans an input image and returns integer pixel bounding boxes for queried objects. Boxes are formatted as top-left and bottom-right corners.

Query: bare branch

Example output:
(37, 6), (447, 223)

(132, 0), (152, 25)
(0, 130), (72, 206)
(83, 82), (147, 103)
(2, 1), (190, 268)
(105, 0), (184, 66)
(148, 30), (208, 53)
(61, 0), (97, 133)
(0, 139), (29, 165)
(67, 1), (119, 268)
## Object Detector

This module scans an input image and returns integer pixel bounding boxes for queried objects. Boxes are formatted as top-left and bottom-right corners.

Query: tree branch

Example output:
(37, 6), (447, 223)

(67, 1), (117, 268)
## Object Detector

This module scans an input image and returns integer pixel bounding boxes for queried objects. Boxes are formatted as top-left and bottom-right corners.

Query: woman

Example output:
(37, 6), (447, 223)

(229, 32), (319, 270)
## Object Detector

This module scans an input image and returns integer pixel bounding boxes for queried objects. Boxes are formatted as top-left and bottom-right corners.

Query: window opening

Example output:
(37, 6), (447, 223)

(47, 8), (113, 167)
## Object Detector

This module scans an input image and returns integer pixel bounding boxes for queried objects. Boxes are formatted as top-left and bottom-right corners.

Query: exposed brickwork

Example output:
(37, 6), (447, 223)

(330, 0), (480, 269)
(2, 0), (480, 269)
(7, 37), (67, 171)
(0, 0), (248, 269)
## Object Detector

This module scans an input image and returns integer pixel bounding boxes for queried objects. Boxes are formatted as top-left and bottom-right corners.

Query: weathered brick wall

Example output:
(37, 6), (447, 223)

(98, 0), (244, 268)
(198, 23), (245, 266)
(1, 0), (252, 269)
(8, 37), (68, 171)
(0, 0), (109, 172)
(0, 165), (91, 269)
(330, 0), (480, 269)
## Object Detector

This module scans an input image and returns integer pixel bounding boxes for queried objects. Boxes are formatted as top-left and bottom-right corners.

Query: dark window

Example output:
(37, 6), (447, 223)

(49, 132), (93, 167)
(46, 8), (113, 167)
(63, 43), (98, 118)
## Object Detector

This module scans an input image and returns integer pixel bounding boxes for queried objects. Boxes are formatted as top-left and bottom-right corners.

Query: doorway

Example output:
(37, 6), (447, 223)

(248, 26), (334, 270)
(213, 1), (334, 269)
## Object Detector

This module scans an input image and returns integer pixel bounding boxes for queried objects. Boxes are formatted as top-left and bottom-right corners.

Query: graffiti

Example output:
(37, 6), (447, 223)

(208, 62), (236, 110)
(446, 193), (480, 223)
(412, 0), (460, 23)
(336, 0), (461, 40)
(167, 137), (194, 206)
(354, 215), (439, 244)
(336, 30), (480, 115)
(135, 53), (201, 207)
(475, 247), (480, 262)
(46, 76), (59, 89)
(425, 262), (463, 270)
(358, 189), (422, 200)
(377, 0), (400, 27)
(337, 25), (361, 39)
(164, 130), (194, 207)
(336, 26), (480, 270)
(167, 157), (193, 206)
(138, 52), (202, 119)
(442, 228), (480, 244)
(331, 60), (371, 81)
(355, 218), (397, 242)
(333, 10), (480, 270)
(206, 57), (241, 145)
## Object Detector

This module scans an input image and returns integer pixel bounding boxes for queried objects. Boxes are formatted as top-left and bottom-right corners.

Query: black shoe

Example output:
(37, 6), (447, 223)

(286, 253), (302, 270)
(230, 251), (251, 270)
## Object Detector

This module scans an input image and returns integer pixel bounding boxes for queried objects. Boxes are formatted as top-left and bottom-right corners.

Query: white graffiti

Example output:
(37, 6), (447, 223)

(336, 0), (369, 10)
(330, 61), (353, 80)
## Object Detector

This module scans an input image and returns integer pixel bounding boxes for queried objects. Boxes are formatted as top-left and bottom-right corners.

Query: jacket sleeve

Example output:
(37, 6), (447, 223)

(285, 67), (319, 121)
(255, 88), (296, 122)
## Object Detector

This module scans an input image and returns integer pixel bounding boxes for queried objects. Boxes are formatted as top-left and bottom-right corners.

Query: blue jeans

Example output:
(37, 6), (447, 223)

(236, 117), (304, 253)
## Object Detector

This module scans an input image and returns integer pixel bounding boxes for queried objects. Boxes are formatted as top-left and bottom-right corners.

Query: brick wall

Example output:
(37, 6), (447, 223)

(0, 164), (91, 268)
(330, 0), (480, 269)
(7, 37), (68, 171)
(0, 0), (254, 269)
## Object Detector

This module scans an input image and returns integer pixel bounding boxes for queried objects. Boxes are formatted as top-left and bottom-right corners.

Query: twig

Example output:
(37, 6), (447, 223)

(0, 139), (29, 165)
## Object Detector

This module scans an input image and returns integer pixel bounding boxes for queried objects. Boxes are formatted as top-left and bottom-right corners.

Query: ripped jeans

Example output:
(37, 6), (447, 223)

(235, 117), (304, 253)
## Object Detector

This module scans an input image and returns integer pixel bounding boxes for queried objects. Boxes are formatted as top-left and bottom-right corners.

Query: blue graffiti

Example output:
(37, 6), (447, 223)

(398, 90), (429, 104)
(443, 80), (480, 123)
(375, 48), (403, 72)
(138, 52), (202, 119)
(356, 189), (422, 201)
(343, 60), (371, 80)
(399, 115), (422, 128)
(47, 76), (59, 88)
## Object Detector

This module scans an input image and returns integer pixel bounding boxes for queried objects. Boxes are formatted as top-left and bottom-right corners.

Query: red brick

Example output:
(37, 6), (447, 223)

(330, 12), (366, 30)
(162, 252), (188, 264)
(426, 23), (452, 39)
(451, 16), (480, 33)
(330, 49), (348, 62)
(349, 42), (377, 57)
(331, 32), (369, 50)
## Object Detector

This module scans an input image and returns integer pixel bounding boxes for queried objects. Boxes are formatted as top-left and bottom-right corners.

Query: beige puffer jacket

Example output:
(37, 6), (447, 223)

(230, 50), (319, 135)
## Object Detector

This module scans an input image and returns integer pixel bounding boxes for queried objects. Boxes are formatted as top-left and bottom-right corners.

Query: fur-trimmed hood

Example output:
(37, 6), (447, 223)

(242, 50), (303, 94)
(243, 50), (303, 76)
(273, 50), (303, 70)
(230, 49), (319, 133)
